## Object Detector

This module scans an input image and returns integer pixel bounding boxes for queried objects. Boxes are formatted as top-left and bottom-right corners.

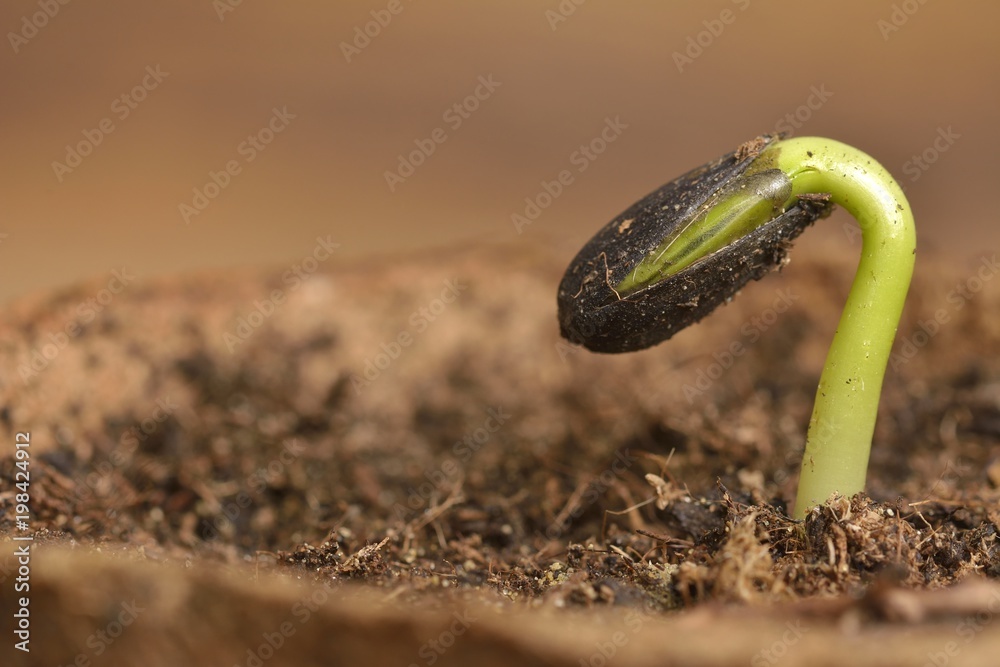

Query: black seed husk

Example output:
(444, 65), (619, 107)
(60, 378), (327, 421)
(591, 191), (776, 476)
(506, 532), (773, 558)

(557, 135), (833, 353)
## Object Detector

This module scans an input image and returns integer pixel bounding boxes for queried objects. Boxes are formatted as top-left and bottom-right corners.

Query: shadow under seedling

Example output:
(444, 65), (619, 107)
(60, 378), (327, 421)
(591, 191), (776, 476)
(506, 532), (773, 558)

(557, 134), (916, 519)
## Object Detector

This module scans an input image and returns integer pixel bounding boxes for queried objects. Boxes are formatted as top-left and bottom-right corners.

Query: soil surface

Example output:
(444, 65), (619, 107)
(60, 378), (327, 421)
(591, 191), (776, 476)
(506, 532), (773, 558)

(1, 241), (999, 666)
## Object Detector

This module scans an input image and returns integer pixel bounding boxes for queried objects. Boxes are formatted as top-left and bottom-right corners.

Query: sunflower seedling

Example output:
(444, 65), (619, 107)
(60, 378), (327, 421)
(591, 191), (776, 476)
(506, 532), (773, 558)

(557, 135), (915, 519)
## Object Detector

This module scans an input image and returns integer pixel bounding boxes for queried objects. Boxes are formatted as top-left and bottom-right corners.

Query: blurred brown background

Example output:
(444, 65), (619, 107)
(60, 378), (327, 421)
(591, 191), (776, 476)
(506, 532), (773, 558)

(1, 0), (997, 304)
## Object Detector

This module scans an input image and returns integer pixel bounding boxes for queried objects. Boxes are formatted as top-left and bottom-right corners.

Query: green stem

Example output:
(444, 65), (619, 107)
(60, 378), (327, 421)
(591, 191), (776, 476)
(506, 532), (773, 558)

(768, 137), (916, 519)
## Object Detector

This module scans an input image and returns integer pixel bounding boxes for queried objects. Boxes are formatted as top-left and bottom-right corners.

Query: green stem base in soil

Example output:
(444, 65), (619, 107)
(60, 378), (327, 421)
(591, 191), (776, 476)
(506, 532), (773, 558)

(766, 137), (916, 519)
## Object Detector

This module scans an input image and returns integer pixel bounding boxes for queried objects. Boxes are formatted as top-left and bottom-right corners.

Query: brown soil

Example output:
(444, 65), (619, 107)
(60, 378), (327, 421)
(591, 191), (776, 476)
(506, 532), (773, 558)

(1, 241), (999, 666)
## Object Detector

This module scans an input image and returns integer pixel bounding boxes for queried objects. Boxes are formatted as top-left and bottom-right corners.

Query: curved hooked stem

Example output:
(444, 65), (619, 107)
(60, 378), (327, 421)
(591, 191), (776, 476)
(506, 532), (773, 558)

(766, 137), (916, 519)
